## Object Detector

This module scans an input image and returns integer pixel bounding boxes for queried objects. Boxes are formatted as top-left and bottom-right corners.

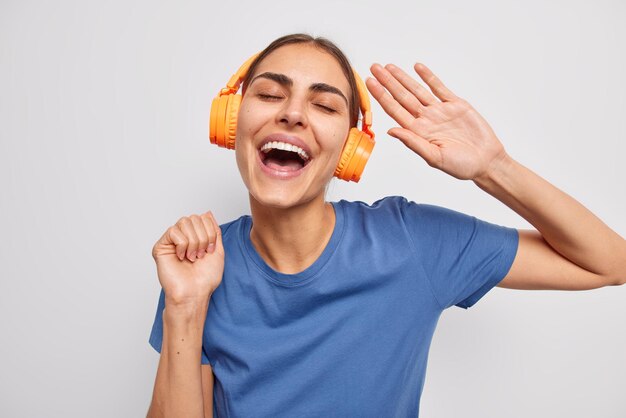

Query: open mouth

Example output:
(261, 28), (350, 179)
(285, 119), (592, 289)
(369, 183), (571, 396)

(259, 143), (312, 172)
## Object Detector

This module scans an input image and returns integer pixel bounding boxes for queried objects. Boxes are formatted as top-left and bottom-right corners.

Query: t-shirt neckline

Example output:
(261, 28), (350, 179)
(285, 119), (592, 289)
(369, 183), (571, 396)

(241, 200), (345, 287)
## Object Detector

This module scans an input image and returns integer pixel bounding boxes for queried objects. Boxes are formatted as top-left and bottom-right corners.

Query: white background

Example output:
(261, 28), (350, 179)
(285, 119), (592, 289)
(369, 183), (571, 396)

(1, 0), (625, 416)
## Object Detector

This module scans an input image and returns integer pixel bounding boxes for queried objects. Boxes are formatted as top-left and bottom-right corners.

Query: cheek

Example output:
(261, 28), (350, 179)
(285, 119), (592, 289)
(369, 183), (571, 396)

(234, 107), (252, 168)
(236, 105), (253, 132)
(235, 107), (260, 152)
(323, 124), (351, 160)
(236, 101), (274, 139)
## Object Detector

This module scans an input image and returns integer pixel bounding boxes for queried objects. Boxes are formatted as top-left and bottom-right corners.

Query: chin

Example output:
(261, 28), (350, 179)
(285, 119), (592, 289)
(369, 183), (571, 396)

(237, 151), (333, 210)
(249, 186), (312, 210)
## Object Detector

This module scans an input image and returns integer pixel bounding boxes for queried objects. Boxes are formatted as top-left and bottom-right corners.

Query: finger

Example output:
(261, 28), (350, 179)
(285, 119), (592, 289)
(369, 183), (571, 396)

(365, 75), (415, 129)
(369, 63), (426, 116)
(384, 63), (438, 107)
(177, 217), (200, 262)
(388, 127), (442, 168)
(160, 224), (188, 261)
(413, 63), (458, 102)
(199, 211), (217, 254)
(190, 215), (209, 259)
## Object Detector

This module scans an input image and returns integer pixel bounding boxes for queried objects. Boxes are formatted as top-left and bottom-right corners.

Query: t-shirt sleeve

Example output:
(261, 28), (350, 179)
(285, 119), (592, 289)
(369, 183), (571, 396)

(148, 288), (211, 365)
(398, 197), (519, 310)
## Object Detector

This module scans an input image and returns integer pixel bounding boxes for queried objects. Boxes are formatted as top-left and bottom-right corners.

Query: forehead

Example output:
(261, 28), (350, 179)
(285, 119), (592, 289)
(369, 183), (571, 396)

(251, 44), (350, 97)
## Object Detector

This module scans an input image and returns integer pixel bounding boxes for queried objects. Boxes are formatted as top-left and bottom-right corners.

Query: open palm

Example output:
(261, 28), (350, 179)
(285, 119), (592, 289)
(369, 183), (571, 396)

(366, 62), (507, 181)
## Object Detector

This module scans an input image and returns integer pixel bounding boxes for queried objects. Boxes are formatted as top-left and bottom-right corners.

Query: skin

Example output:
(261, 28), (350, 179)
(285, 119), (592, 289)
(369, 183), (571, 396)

(234, 43), (354, 274)
(366, 62), (626, 289)
(147, 44), (355, 417)
(147, 43), (626, 418)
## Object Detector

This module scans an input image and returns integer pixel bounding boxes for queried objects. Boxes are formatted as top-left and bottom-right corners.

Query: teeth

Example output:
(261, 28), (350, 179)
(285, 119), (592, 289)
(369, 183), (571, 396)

(260, 141), (310, 161)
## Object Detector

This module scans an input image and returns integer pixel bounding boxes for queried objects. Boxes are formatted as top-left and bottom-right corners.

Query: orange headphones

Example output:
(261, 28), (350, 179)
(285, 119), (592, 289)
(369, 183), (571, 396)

(209, 52), (375, 182)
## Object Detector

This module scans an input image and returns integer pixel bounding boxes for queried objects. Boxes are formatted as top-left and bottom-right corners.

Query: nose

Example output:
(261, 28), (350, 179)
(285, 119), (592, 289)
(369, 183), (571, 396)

(276, 97), (308, 129)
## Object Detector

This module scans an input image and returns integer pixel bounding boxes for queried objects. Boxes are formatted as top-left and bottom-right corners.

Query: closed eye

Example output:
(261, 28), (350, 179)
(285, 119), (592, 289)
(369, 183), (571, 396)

(257, 94), (282, 101)
(258, 93), (337, 114)
(315, 104), (337, 113)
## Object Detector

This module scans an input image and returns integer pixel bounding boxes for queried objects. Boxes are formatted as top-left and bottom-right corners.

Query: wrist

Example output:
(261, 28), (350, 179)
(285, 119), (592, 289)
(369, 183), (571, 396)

(164, 296), (210, 323)
(473, 150), (515, 190)
(164, 289), (212, 308)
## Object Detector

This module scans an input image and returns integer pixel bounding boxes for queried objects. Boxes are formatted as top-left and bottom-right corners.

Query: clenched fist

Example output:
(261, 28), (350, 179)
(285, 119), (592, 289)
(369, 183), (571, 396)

(151, 211), (224, 305)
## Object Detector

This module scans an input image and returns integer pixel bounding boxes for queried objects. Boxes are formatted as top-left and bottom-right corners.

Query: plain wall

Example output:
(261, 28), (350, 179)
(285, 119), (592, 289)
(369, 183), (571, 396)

(1, 0), (624, 416)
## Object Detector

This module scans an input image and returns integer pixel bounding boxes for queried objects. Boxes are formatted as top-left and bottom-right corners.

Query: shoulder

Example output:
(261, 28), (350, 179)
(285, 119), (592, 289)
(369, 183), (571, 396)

(333, 195), (441, 236)
(336, 195), (461, 223)
(336, 195), (409, 213)
(218, 215), (249, 238)
(337, 196), (491, 248)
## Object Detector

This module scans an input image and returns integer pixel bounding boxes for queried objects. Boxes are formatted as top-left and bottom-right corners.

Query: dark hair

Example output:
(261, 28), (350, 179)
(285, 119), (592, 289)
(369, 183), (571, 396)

(241, 33), (361, 128)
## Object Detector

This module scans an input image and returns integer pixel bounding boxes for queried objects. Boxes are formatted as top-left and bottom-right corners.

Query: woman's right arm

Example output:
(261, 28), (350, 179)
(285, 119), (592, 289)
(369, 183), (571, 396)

(147, 211), (224, 418)
(147, 298), (211, 417)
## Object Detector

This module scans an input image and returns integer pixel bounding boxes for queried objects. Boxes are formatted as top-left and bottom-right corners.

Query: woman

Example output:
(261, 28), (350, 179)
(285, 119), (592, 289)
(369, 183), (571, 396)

(146, 33), (626, 417)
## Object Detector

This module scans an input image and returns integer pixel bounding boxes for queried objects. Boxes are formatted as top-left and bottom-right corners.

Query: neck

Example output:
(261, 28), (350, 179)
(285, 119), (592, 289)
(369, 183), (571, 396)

(248, 193), (336, 274)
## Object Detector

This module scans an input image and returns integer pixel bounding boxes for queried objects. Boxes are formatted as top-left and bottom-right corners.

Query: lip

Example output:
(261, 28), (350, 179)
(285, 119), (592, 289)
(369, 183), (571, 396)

(256, 147), (310, 180)
(257, 133), (313, 157)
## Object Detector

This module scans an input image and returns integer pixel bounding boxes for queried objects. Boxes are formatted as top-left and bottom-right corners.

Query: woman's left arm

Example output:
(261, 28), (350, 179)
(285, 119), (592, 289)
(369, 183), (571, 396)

(367, 62), (626, 290)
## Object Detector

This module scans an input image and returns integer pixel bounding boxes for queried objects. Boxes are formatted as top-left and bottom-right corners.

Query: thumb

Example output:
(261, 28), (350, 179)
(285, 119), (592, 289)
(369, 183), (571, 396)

(388, 128), (440, 167)
(208, 212), (225, 256)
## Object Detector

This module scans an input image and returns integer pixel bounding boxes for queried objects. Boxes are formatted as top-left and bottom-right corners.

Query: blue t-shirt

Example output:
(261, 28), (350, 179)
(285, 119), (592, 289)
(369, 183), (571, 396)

(149, 195), (519, 417)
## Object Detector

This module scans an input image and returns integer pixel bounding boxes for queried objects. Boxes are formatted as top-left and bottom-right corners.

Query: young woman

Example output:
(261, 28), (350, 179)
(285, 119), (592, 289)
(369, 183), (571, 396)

(146, 33), (626, 418)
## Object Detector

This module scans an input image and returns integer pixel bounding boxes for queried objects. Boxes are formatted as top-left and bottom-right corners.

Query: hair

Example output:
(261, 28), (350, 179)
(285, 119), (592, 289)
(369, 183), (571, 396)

(240, 33), (361, 128)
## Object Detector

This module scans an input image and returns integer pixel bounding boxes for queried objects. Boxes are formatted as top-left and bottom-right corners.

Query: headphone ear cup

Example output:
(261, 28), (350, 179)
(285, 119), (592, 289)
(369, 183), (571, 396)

(209, 96), (222, 146)
(351, 132), (375, 182)
(209, 94), (241, 149)
(224, 94), (241, 150)
(334, 128), (358, 180)
(210, 95), (228, 148)
(334, 128), (375, 182)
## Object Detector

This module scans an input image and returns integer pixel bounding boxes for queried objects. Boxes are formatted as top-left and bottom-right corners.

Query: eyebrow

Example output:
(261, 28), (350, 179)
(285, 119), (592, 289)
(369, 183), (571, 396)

(249, 72), (349, 107)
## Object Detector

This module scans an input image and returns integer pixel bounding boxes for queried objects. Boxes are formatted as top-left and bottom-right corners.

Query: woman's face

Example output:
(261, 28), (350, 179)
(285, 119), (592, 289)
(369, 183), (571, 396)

(235, 43), (352, 209)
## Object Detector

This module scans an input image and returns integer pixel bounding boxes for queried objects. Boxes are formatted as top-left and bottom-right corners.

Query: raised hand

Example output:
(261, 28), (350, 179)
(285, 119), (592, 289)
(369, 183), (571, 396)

(366, 63), (508, 181)
(151, 211), (224, 305)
